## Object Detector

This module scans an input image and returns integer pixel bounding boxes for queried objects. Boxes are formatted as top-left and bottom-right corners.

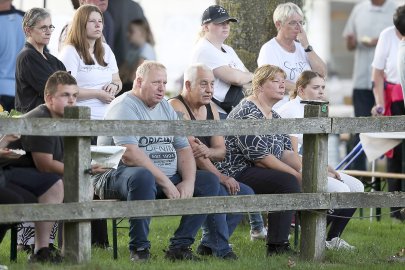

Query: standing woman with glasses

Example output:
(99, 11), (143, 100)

(257, 2), (326, 105)
(59, 4), (122, 120)
(15, 8), (66, 113)
(14, 8), (64, 252)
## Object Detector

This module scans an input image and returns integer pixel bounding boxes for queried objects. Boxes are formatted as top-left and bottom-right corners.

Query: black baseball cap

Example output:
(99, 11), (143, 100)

(201, 5), (238, 25)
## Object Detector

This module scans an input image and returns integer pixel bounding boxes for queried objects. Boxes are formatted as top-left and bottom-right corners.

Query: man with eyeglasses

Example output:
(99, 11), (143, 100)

(257, 2), (326, 107)
(0, 0), (25, 112)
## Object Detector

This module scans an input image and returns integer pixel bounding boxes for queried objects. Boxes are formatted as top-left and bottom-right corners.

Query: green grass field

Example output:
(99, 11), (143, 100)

(1, 209), (404, 269)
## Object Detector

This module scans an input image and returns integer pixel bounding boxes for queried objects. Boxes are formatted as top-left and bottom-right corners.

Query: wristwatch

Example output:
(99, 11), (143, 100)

(304, 45), (313, 52)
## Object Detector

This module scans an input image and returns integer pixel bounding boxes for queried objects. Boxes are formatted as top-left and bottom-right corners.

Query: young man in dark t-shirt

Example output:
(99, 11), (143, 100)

(1, 71), (79, 263)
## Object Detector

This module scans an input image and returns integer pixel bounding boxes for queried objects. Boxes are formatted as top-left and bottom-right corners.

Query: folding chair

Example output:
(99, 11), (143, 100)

(335, 141), (364, 170)
(111, 218), (129, 260)
(334, 141), (381, 221)
(10, 225), (17, 262)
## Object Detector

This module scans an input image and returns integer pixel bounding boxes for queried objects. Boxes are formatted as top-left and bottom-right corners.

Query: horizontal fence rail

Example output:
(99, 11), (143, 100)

(1, 107), (405, 262)
(1, 115), (405, 137)
(331, 116), (405, 134)
(1, 192), (404, 223)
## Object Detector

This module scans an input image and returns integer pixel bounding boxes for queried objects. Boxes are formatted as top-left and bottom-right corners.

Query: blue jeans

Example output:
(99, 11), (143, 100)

(156, 170), (232, 257)
(200, 182), (264, 247)
(106, 166), (157, 251)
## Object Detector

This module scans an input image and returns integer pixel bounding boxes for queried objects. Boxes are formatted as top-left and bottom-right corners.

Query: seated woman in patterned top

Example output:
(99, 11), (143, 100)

(216, 64), (301, 256)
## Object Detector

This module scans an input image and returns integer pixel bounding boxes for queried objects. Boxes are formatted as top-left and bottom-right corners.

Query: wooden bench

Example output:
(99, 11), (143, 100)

(338, 169), (405, 192)
(3, 107), (405, 263)
(339, 170), (405, 180)
(339, 170), (405, 220)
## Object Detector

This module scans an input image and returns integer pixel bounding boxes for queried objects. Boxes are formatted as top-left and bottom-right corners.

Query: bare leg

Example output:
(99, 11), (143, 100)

(34, 180), (64, 252)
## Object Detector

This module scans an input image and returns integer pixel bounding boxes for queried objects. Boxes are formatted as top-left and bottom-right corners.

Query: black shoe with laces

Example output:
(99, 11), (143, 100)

(164, 247), (201, 261)
(266, 242), (294, 256)
(222, 250), (238, 260)
(196, 244), (213, 256)
(130, 248), (150, 262)
(28, 247), (63, 264)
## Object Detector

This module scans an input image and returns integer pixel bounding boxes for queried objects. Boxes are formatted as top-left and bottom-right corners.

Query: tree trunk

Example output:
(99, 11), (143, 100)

(217, 0), (303, 72)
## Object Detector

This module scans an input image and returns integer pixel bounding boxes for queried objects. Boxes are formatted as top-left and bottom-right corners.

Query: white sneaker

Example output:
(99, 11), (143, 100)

(325, 237), (355, 251)
(250, 227), (267, 241)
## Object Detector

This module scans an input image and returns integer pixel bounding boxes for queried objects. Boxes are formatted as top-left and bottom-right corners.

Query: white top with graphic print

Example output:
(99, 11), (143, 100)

(257, 38), (310, 83)
(59, 43), (118, 119)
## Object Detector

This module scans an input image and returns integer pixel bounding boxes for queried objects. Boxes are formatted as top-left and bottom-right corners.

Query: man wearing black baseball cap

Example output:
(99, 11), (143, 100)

(201, 5), (238, 25)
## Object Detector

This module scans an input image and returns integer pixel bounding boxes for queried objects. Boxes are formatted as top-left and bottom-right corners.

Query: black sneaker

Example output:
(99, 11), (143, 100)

(196, 244), (213, 256)
(130, 248), (150, 262)
(222, 251), (238, 260)
(17, 244), (34, 254)
(164, 247), (201, 261)
(266, 242), (294, 256)
(49, 245), (63, 262)
(28, 247), (63, 264)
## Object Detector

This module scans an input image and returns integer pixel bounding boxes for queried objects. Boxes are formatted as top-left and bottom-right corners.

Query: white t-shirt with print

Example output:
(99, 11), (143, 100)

(59, 43), (118, 119)
(257, 38), (310, 83)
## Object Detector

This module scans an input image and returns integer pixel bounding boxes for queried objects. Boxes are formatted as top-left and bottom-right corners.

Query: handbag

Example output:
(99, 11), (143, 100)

(212, 85), (245, 114)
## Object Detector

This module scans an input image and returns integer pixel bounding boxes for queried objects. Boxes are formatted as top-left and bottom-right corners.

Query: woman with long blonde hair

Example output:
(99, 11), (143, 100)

(59, 4), (122, 120)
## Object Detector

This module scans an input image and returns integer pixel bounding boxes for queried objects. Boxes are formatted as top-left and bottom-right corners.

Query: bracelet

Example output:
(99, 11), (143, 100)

(110, 82), (119, 91)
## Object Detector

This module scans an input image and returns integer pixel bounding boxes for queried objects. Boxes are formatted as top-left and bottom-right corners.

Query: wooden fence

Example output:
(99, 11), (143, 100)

(0, 103), (404, 263)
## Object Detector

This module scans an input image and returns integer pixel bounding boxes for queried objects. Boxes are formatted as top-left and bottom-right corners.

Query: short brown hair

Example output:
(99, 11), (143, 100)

(394, 5), (405, 36)
(44, 71), (77, 96)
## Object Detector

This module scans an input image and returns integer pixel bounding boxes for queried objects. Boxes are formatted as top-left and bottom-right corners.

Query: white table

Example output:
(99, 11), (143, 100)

(358, 132), (405, 221)
(359, 132), (405, 162)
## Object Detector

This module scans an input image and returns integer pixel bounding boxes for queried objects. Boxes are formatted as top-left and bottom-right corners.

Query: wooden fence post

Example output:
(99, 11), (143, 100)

(300, 101), (329, 261)
(63, 106), (92, 263)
